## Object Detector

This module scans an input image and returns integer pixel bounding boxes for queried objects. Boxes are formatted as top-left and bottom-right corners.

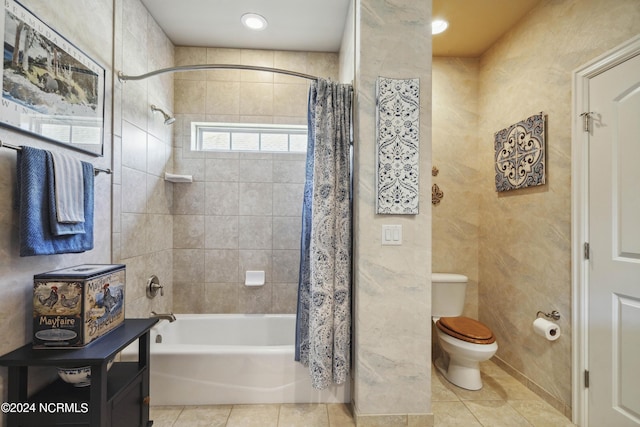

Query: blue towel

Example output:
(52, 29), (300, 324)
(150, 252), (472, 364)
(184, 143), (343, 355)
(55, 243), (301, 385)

(17, 146), (94, 257)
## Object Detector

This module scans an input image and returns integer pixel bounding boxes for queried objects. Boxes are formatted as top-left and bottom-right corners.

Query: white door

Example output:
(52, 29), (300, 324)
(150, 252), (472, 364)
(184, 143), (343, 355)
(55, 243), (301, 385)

(587, 51), (640, 426)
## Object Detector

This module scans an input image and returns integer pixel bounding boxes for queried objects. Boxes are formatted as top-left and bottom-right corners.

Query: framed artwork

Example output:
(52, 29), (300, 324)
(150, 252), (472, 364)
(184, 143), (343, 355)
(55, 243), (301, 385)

(0, 0), (105, 156)
(494, 113), (546, 192)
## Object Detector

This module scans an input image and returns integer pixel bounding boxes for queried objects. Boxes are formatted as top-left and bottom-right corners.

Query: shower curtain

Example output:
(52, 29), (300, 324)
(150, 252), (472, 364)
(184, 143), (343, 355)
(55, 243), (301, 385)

(295, 78), (353, 390)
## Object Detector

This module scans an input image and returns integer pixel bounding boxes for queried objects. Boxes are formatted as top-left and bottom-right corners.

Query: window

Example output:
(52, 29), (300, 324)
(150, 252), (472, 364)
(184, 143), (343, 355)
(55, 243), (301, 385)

(35, 116), (102, 146)
(192, 123), (307, 153)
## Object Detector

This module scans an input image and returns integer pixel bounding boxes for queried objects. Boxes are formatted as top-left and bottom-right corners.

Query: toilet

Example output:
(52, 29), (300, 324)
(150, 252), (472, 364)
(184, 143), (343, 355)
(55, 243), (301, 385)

(432, 273), (498, 390)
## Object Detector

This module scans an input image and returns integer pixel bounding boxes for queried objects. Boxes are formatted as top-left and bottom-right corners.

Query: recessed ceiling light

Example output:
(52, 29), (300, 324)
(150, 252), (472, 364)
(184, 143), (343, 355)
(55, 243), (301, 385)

(432, 19), (448, 35)
(241, 13), (268, 31)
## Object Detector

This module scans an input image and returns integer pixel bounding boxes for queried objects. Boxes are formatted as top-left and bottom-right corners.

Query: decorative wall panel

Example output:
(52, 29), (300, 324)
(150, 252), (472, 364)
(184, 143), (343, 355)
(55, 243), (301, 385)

(494, 113), (546, 192)
(375, 77), (420, 214)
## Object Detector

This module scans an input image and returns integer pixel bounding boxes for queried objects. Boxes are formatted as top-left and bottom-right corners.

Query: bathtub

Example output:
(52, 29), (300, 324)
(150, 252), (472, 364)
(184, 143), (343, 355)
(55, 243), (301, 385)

(121, 314), (349, 406)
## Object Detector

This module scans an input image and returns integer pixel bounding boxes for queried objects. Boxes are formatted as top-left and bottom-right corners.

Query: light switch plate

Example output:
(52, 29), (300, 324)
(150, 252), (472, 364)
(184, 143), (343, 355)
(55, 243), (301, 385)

(381, 225), (402, 245)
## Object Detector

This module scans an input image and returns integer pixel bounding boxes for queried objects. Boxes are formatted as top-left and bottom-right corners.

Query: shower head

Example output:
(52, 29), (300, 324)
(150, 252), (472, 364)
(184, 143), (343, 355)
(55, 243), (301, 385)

(150, 104), (175, 125)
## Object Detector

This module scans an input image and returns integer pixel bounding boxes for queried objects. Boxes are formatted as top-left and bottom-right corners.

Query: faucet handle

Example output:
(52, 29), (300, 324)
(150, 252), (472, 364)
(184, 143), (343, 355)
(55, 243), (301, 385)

(147, 275), (163, 298)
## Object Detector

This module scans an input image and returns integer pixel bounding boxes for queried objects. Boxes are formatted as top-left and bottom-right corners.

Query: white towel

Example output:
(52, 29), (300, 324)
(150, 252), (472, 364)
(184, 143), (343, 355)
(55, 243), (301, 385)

(50, 151), (85, 223)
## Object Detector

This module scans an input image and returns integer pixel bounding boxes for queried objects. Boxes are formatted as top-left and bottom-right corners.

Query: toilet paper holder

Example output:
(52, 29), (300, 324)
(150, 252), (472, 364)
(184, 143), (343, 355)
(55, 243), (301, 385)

(536, 310), (560, 321)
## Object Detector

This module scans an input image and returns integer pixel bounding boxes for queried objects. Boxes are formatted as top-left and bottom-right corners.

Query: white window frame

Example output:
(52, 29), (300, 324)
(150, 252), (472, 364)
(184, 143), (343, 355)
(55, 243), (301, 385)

(191, 122), (308, 153)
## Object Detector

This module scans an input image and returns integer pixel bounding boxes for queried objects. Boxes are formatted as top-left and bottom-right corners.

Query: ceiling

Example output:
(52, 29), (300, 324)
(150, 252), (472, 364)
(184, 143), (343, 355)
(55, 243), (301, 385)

(432, 0), (541, 57)
(142, 0), (542, 57)
(140, 0), (352, 52)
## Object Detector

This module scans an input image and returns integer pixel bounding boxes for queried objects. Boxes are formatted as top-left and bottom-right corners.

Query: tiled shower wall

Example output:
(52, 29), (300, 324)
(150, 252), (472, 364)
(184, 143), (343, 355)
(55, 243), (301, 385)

(171, 47), (338, 313)
(113, 0), (175, 317)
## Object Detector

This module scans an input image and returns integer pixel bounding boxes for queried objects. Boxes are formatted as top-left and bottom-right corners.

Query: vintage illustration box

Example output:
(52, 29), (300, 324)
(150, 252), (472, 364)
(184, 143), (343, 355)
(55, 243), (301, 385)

(33, 264), (125, 348)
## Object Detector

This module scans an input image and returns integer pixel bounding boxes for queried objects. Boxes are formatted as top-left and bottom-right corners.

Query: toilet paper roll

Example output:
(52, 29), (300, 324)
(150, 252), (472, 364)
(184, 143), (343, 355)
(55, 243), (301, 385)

(533, 317), (561, 341)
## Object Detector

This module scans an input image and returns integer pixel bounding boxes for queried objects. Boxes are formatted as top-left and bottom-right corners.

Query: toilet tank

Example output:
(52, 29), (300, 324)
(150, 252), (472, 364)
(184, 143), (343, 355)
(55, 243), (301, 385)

(432, 273), (468, 317)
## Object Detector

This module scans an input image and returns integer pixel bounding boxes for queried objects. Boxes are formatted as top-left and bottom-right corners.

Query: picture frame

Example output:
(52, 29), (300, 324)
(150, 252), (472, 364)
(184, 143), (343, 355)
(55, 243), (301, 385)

(0, 0), (105, 156)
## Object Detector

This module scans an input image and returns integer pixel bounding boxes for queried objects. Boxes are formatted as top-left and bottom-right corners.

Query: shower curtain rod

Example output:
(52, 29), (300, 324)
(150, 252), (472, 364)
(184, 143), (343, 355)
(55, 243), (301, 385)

(0, 140), (112, 175)
(118, 64), (319, 82)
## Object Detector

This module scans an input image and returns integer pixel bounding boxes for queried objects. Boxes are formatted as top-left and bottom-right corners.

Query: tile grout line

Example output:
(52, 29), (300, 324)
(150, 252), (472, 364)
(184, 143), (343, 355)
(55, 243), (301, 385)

(225, 404), (234, 426)
(276, 403), (282, 427)
(459, 400), (488, 427)
(504, 399), (537, 427)
(170, 406), (185, 427)
(324, 403), (330, 427)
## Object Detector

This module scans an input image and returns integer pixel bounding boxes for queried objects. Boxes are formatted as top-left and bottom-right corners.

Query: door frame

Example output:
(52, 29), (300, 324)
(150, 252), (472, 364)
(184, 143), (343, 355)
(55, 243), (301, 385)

(571, 35), (640, 427)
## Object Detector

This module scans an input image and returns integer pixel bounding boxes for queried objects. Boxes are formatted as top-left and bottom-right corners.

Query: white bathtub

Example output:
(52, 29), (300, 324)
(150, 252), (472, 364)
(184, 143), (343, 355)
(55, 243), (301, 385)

(121, 314), (349, 406)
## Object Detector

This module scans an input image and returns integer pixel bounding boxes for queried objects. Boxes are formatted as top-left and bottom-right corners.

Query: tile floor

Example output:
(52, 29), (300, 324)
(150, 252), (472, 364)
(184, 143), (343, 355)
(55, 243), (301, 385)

(431, 361), (576, 427)
(150, 360), (576, 427)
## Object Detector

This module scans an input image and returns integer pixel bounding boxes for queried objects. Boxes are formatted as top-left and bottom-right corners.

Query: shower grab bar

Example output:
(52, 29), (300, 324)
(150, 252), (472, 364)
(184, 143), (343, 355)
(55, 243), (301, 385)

(118, 63), (319, 82)
(0, 140), (112, 176)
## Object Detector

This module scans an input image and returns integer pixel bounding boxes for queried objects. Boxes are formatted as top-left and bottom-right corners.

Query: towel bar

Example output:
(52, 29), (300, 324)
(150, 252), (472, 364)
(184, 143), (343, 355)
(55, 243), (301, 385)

(0, 140), (112, 176)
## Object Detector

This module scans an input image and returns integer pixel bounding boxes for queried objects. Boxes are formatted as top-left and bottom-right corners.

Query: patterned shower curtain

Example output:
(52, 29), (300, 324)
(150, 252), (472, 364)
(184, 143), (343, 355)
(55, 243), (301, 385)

(295, 78), (353, 390)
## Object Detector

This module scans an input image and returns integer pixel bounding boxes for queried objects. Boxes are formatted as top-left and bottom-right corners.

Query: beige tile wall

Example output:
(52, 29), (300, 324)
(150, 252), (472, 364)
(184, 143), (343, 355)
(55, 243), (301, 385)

(432, 57), (480, 319)
(352, 0), (433, 420)
(113, 0), (175, 318)
(0, 0), (114, 410)
(171, 47), (338, 314)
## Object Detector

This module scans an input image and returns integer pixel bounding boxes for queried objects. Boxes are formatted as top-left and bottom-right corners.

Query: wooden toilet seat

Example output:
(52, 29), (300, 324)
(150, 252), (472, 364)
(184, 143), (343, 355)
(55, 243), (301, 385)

(436, 316), (496, 344)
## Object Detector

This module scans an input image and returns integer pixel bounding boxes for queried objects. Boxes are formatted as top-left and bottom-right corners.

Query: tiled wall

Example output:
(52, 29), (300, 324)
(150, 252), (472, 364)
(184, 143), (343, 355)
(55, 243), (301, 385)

(352, 0), (433, 421)
(112, 0), (175, 317)
(171, 47), (338, 314)
(432, 57), (480, 320)
(172, 151), (306, 313)
(0, 0), (114, 411)
(476, 0), (640, 416)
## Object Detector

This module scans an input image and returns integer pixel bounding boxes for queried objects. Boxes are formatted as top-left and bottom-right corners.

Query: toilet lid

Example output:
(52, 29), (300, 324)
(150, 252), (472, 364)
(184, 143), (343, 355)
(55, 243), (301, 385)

(436, 316), (496, 344)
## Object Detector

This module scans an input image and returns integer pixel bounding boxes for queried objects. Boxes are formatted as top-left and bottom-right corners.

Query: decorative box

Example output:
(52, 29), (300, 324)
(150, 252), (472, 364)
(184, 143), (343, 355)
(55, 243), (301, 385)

(33, 264), (125, 348)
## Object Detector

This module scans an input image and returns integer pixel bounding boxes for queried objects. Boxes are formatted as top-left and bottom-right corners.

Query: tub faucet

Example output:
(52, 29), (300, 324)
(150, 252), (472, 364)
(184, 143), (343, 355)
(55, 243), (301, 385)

(150, 311), (176, 322)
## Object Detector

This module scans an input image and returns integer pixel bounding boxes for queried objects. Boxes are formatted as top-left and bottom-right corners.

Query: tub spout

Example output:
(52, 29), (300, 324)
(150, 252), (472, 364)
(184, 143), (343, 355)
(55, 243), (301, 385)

(150, 311), (176, 322)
